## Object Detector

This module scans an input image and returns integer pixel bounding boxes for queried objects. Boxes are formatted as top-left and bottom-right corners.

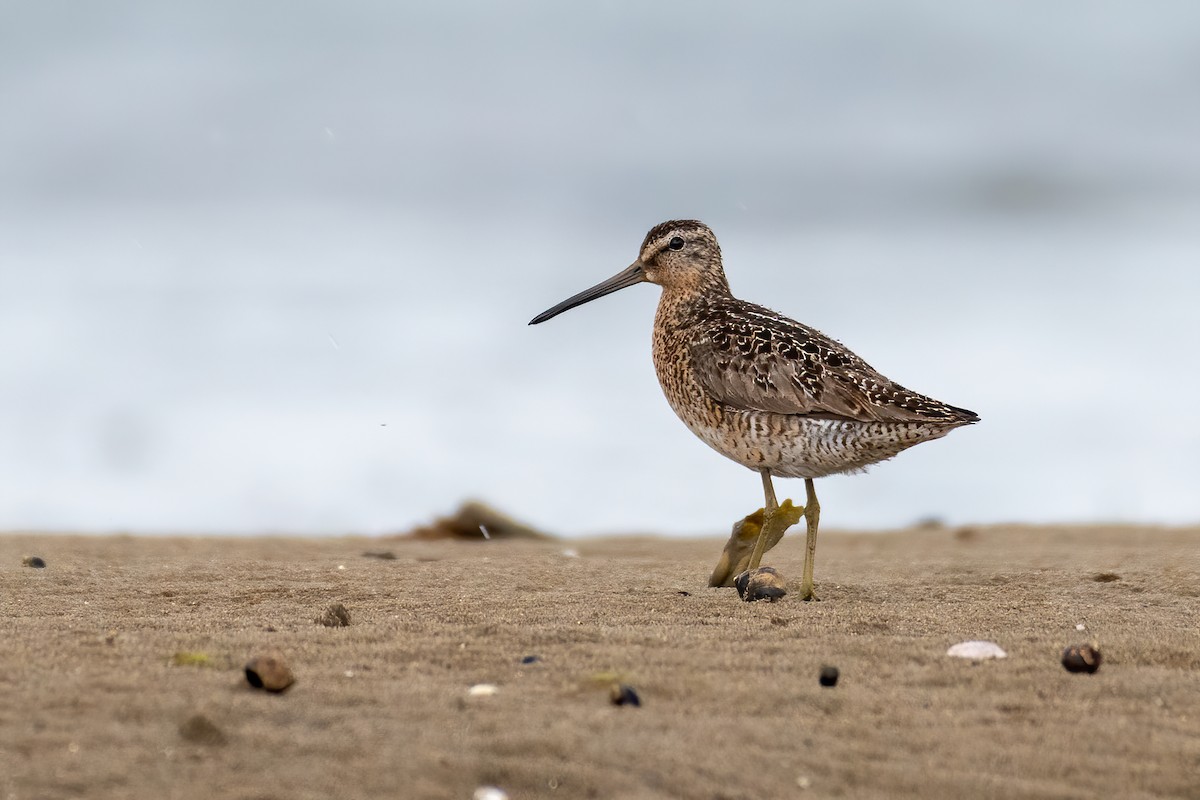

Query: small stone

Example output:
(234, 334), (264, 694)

(244, 653), (295, 692)
(178, 714), (227, 745)
(22, 556), (46, 568)
(610, 683), (641, 707)
(946, 641), (1007, 660)
(467, 683), (499, 697)
(361, 550), (397, 560)
(735, 566), (787, 602)
(819, 666), (839, 687)
(1092, 572), (1120, 583)
(520, 655), (541, 665)
(1062, 644), (1102, 674)
(317, 603), (351, 627)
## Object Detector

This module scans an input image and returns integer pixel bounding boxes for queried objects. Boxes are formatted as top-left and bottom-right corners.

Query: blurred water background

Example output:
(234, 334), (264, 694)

(2, 2), (1198, 536)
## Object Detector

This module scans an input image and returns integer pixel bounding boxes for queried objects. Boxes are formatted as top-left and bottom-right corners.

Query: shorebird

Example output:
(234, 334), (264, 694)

(529, 220), (977, 600)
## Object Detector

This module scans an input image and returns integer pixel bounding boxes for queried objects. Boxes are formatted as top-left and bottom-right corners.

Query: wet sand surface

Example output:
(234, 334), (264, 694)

(2, 525), (1198, 799)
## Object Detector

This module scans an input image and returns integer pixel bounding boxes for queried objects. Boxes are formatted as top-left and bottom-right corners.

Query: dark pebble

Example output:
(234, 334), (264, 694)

(22, 556), (46, 568)
(1062, 644), (1102, 674)
(317, 603), (351, 627)
(735, 566), (787, 602)
(361, 550), (397, 560)
(520, 655), (541, 665)
(1092, 572), (1120, 583)
(610, 683), (641, 707)
(245, 653), (295, 692)
(819, 666), (840, 687)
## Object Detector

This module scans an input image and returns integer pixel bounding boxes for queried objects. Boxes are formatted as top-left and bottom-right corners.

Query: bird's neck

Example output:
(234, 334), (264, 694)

(654, 275), (733, 332)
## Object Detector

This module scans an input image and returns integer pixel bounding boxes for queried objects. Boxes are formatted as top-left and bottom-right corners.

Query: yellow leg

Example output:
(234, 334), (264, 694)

(797, 478), (821, 601)
(706, 470), (803, 588)
(745, 470), (803, 570)
(745, 470), (779, 570)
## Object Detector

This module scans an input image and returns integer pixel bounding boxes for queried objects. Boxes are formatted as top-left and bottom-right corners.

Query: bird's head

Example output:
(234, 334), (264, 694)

(529, 220), (728, 325)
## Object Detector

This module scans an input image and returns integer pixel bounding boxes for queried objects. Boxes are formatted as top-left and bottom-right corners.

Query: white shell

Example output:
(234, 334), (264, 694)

(467, 683), (499, 697)
(473, 788), (509, 800)
(946, 640), (1007, 660)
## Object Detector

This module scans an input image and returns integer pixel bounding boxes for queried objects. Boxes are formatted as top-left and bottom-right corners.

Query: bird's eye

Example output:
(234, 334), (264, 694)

(668, 237), (685, 251)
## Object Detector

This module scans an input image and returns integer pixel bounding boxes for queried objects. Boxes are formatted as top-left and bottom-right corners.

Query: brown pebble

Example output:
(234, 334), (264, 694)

(1092, 572), (1120, 583)
(317, 603), (351, 627)
(1062, 644), (1102, 674)
(735, 567), (787, 602)
(609, 683), (641, 707)
(178, 714), (227, 745)
(22, 556), (46, 568)
(361, 550), (397, 560)
(245, 653), (295, 692)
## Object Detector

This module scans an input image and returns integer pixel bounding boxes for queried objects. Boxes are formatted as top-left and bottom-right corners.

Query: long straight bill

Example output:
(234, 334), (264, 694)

(528, 263), (647, 325)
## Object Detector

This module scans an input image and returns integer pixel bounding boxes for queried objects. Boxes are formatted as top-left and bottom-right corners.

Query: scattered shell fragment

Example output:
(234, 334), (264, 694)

(735, 566), (787, 602)
(178, 714), (227, 745)
(317, 603), (351, 627)
(819, 666), (839, 687)
(172, 651), (215, 668)
(467, 683), (499, 697)
(473, 788), (509, 800)
(1062, 644), (1102, 674)
(586, 670), (624, 687)
(946, 641), (1007, 660)
(610, 683), (641, 707)
(244, 653), (295, 692)
(22, 556), (46, 568)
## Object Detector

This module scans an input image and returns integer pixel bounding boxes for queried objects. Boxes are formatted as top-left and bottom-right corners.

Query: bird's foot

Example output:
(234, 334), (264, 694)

(735, 566), (787, 602)
(795, 581), (819, 602)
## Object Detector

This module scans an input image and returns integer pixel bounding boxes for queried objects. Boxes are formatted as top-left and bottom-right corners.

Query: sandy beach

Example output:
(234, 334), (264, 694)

(2, 524), (1198, 799)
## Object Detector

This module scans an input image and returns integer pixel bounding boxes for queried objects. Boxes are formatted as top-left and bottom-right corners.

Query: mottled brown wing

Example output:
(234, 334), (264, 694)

(687, 299), (976, 424)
